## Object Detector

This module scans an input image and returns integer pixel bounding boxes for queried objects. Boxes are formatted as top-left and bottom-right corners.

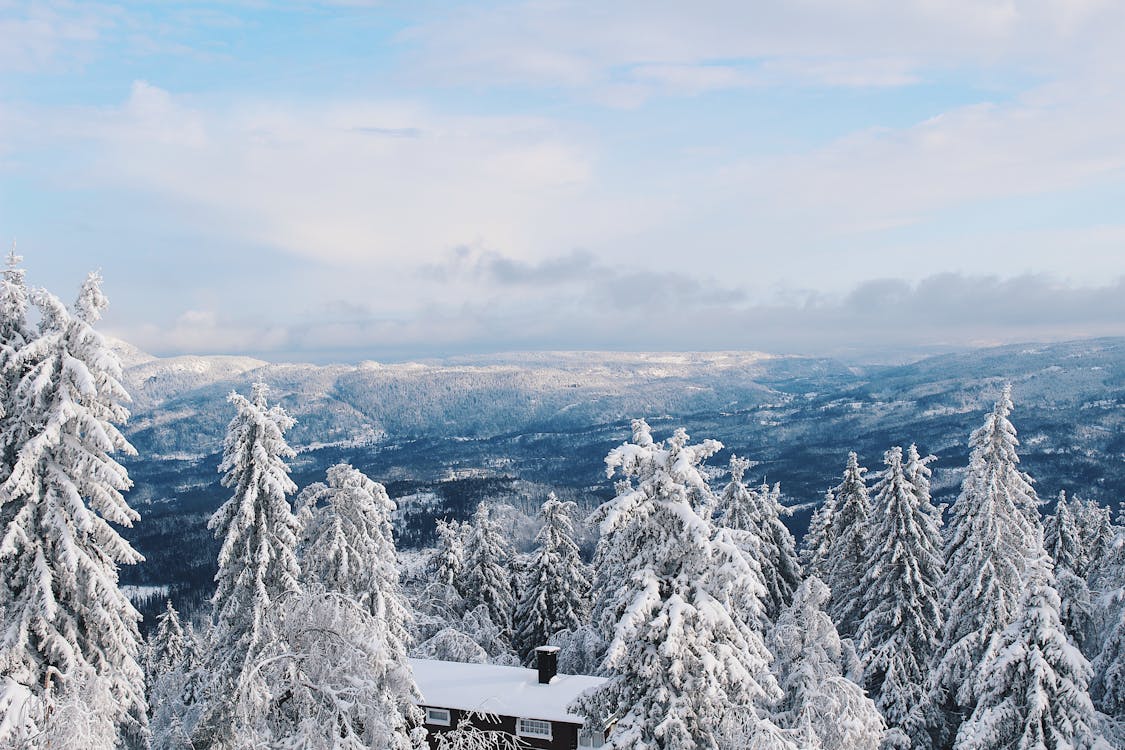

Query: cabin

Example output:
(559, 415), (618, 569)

(410, 646), (610, 749)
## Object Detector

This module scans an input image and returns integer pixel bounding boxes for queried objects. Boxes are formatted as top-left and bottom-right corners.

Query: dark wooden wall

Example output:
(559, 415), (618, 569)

(421, 707), (581, 750)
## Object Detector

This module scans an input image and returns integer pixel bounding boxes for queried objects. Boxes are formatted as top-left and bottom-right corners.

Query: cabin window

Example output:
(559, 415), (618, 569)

(579, 728), (605, 747)
(516, 718), (553, 739)
(425, 707), (451, 726)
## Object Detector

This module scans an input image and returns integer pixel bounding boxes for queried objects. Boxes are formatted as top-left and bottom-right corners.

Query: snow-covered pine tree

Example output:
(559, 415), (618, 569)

(1072, 496), (1114, 576)
(855, 446), (944, 740)
(770, 576), (885, 750)
(0, 274), (146, 748)
(824, 451), (872, 638)
(461, 502), (515, 640)
(905, 443), (941, 524)
(924, 385), (1043, 747)
(146, 600), (186, 694)
(194, 382), (300, 747)
(954, 547), (1111, 750)
(514, 493), (591, 660)
(715, 455), (771, 629)
(575, 420), (783, 749)
(149, 622), (204, 750)
(433, 518), (467, 592)
(258, 583), (427, 749)
(1091, 511), (1125, 717)
(1046, 491), (1098, 655)
(716, 456), (800, 621)
(0, 248), (31, 482)
(799, 488), (836, 580)
(299, 462), (413, 659)
(757, 481), (801, 620)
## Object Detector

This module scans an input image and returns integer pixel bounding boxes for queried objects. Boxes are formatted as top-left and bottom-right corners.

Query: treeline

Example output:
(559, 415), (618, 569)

(1, 256), (1123, 749)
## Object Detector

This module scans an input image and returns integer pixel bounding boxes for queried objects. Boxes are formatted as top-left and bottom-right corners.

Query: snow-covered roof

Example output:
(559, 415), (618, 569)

(408, 657), (607, 724)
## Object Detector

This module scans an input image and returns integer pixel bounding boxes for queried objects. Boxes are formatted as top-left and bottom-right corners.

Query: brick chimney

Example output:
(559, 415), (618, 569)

(534, 646), (559, 684)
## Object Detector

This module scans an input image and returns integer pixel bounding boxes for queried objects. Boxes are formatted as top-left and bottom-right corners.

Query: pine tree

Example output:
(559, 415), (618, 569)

(194, 382), (300, 747)
(0, 248), (31, 482)
(146, 600), (186, 693)
(856, 446), (944, 737)
(432, 518), (466, 592)
(300, 462), (413, 658)
(575, 420), (782, 749)
(824, 452), (872, 638)
(954, 549), (1111, 750)
(462, 502), (515, 640)
(1046, 492), (1098, 654)
(0, 274), (146, 747)
(1091, 512), (1125, 717)
(925, 385), (1043, 746)
(514, 493), (591, 660)
(770, 576), (885, 750)
(800, 488), (836, 580)
(716, 456), (800, 621)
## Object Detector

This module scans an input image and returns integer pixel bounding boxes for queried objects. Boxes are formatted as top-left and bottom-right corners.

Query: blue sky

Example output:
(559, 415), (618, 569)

(3, 1), (1125, 362)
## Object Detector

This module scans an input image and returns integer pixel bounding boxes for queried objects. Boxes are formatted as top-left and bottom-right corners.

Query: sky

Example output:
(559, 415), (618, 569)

(2, 1), (1125, 363)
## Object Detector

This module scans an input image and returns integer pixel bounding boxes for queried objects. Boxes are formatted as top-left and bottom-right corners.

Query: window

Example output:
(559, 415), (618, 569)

(425, 707), (451, 727)
(579, 728), (605, 748)
(516, 718), (552, 740)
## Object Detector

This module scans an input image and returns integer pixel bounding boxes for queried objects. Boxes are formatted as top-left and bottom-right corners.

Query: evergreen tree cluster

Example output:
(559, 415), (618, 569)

(1, 256), (1123, 750)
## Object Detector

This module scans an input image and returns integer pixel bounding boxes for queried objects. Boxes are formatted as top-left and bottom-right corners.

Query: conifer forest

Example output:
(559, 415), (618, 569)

(1, 261), (1124, 750)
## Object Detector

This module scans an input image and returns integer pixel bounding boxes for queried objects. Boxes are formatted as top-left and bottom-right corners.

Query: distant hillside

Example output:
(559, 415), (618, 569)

(113, 338), (1125, 622)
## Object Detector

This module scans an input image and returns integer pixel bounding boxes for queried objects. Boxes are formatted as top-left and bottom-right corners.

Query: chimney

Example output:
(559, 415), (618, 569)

(534, 646), (559, 684)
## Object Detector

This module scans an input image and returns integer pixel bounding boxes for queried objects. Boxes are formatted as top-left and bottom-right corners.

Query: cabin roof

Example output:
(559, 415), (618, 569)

(408, 657), (608, 724)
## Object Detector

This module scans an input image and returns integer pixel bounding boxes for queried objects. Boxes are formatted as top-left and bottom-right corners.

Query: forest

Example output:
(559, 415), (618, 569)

(0, 260), (1123, 750)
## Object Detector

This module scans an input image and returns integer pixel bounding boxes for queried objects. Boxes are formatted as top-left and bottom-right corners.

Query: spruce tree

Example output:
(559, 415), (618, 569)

(925, 385), (1043, 746)
(514, 493), (591, 660)
(462, 502), (515, 640)
(575, 420), (783, 748)
(432, 518), (466, 592)
(0, 248), (31, 482)
(770, 576), (885, 750)
(195, 382), (300, 747)
(146, 600), (186, 694)
(856, 446), (944, 739)
(954, 549), (1110, 750)
(824, 452), (872, 638)
(0, 274), (146, 747)
(300, 462), (413, 658)
(1091, 512), (1125, 717)
(1046, 492), (1098, 654)
(716, 456), (800, 621)
(800, 488), (836, 580)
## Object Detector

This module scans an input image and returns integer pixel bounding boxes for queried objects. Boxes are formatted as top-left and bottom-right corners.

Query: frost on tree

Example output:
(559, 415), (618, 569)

(462, 502), (515, 640)
(432, 518), (467, 593)
(855, 447), (943, 739)
(146, 600), (186, 693)
(770, 576), (885, 750)
(1092, 509), (1125, 718)
(925, 385), (1043, 746)
(195, 382), (300, 747)
(799, 487), (836, 581)
(257, 585), (427, 750)
(954, 548), (1111, 750)
(823, 451), (872, 639)
(575, 420), (782, 749)
(716, 455), (799, 621)
(300, 463), (413, 660)
(514, 493), (591, 660)
(1045, 491), (1098, 655)
(0, 274), (146, 747)
(0, 249), (31, 483)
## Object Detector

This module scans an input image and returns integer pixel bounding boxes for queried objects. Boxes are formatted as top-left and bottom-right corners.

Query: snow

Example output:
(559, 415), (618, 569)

(408, 657), (606, 724)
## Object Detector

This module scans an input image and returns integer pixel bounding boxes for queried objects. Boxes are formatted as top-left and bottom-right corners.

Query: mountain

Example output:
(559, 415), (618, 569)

(110, 338), (1125, 622)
